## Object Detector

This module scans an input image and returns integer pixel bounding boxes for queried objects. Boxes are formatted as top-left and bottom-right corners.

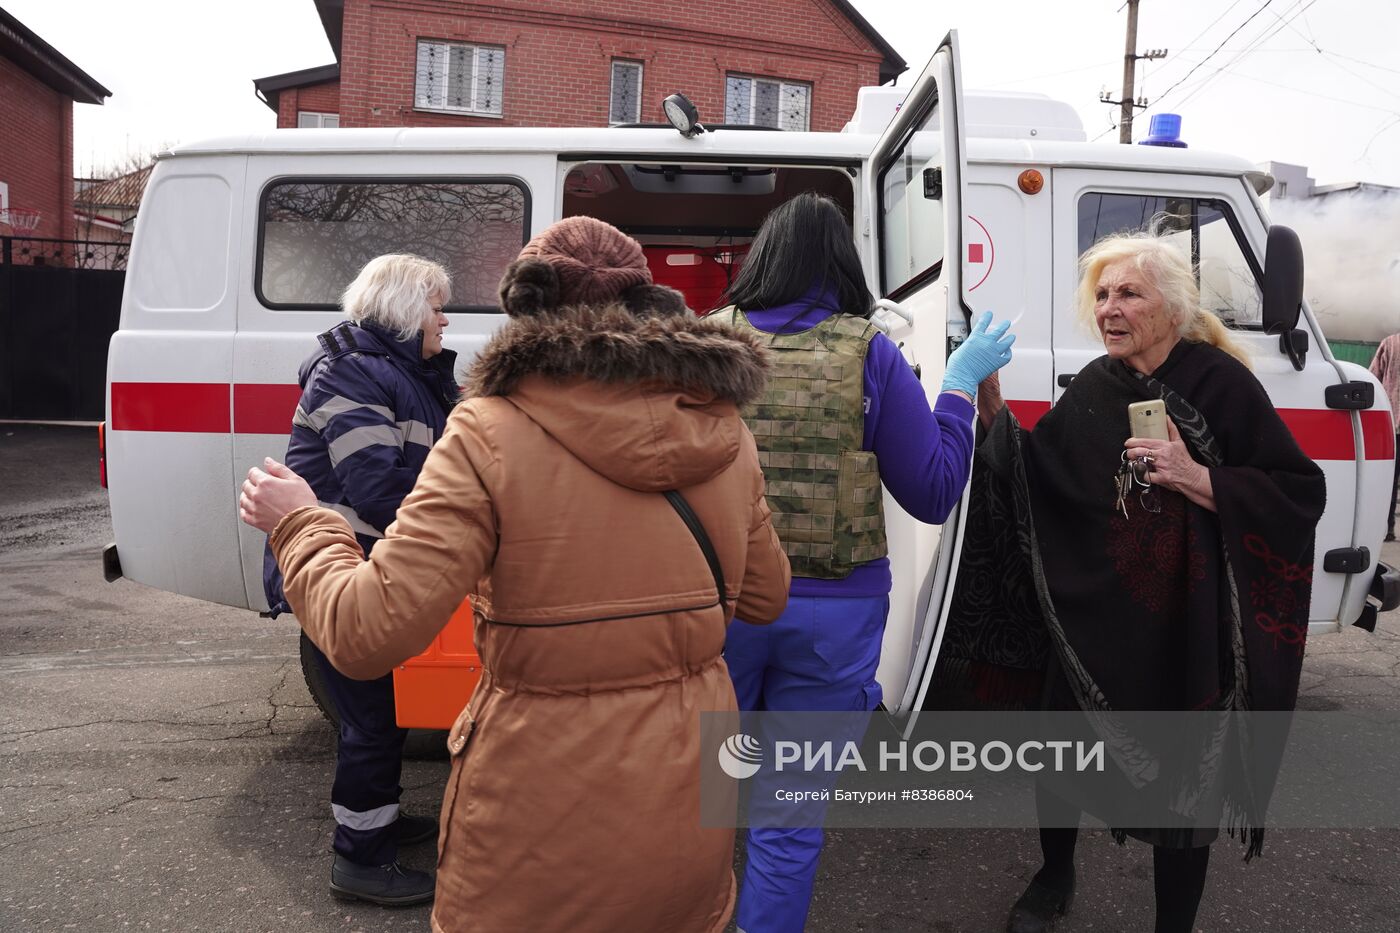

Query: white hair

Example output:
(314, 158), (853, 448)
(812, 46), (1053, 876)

(1076, 230), (1252, 369)
(341, 254), (452, 342)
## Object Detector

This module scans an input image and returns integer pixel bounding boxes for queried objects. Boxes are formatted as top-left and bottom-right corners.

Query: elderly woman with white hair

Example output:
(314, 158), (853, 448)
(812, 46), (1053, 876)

(945, 230), (1325, 933)
(261, 253), (459, 907)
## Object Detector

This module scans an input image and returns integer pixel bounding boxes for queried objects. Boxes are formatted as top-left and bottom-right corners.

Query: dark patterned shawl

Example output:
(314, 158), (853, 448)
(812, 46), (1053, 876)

(934, 339), (1326, 857)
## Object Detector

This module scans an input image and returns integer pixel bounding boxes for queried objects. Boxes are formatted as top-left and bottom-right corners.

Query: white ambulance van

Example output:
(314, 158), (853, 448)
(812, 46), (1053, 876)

(102, 34), (1398, 727)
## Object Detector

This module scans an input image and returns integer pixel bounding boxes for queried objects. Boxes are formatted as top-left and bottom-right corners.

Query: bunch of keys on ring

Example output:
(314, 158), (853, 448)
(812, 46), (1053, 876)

(1114, 450), (1162, 519)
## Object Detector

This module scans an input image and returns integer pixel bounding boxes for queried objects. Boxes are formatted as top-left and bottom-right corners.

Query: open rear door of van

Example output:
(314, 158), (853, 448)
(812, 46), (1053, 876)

(861, 31), (972, 715)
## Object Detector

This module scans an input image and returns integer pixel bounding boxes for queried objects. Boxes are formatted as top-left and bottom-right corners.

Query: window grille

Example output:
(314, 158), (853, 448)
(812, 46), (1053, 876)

(724, 74), (810, 131)
(609, 60), (643, 125)
(415, 40), (506, 116)
(296, 112), (340, 128)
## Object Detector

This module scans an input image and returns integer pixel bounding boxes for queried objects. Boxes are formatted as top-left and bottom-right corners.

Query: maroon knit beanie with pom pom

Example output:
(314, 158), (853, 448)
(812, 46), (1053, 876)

(515, 217), (652, 307)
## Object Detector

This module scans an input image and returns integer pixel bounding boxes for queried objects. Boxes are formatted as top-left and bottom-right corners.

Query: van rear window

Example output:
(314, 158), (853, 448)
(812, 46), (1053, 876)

(256, 178), (529, 312)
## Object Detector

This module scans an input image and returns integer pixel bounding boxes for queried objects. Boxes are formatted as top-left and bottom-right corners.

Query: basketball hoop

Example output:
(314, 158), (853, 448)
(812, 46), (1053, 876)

(1, 208), (42, 232)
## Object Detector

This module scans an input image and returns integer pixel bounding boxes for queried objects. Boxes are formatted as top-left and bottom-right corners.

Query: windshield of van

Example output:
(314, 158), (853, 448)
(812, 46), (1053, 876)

(1077, 192), (1263, 329)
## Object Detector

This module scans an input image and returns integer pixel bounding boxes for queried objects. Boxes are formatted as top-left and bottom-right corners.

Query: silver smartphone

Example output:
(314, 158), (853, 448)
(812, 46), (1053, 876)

(1128, 400), (1169, 440)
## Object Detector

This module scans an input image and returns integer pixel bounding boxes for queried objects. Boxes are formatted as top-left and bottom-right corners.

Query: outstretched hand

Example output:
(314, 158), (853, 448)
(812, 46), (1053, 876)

(239, 458), (317, 534)
(943, 310), (1016, 399)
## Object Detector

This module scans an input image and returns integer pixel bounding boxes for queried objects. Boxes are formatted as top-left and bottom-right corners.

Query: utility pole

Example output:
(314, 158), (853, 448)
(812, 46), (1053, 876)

(1099, 0), (1166, 143)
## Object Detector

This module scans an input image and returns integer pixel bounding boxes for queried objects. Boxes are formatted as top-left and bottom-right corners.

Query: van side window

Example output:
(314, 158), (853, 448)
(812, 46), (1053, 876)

(257, 179), (529, 312)
(1077, 193), (1262, 329)
(131, 174), (233, 312)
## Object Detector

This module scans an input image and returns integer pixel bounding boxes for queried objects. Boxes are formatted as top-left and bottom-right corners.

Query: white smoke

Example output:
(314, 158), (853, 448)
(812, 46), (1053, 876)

(1267, 192), (1400, 343)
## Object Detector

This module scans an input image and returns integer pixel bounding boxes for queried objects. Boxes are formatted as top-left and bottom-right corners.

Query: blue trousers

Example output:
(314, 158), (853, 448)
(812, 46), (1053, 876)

(311, 640), (409, 866)
(725, 594), (888, 933)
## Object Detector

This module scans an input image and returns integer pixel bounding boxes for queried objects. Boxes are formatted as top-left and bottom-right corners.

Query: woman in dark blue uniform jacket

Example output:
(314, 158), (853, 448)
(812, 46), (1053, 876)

(262, 253), (459, 907)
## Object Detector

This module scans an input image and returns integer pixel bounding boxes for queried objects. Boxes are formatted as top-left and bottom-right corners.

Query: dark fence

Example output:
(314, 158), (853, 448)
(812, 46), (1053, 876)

(1, 238), (125, 421)
(1, 235), (130, 271)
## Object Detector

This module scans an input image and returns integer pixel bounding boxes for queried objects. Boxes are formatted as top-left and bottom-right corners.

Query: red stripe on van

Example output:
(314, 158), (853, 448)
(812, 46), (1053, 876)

(112, 384), (1389, 463)
(1277, 409), (1360, 461)
(1361, 409), (1395, 461)
(233, 384), (302, 435)
(111, 383), (230, 432)
(1008, 400), (1371, 462)
(1006, 399), (1050, 430)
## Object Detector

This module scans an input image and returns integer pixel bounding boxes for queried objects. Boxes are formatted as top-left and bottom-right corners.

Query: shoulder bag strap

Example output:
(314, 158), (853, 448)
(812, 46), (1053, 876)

(663, 490), (728, 609)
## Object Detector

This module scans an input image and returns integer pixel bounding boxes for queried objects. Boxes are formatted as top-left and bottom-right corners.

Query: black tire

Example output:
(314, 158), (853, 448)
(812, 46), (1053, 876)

(299, 631), (448, 760)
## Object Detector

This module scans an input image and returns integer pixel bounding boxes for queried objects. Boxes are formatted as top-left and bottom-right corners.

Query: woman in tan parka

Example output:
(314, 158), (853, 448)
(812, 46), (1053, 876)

(240, 217), (791, 933)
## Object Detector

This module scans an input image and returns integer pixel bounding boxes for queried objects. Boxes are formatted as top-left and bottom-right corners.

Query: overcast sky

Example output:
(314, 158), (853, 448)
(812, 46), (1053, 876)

(8, 0), (1399, 187)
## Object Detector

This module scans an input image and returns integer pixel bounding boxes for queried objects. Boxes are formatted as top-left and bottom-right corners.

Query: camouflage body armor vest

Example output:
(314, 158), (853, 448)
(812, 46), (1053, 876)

(711, 306), (887, 579)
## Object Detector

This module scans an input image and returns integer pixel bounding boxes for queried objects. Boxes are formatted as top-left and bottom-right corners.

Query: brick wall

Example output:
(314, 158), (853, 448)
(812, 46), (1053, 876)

(0, 55), (73, 240)
(276, 79), (343, 128)
(329, 0), (884, 132)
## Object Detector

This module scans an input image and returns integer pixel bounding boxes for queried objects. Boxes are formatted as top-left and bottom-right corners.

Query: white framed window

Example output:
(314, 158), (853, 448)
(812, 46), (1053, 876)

(609, 60), (643, 125)
(296, 111), (340, 128)
(415, 40), (505, 116)
(724, 74), (810, 131)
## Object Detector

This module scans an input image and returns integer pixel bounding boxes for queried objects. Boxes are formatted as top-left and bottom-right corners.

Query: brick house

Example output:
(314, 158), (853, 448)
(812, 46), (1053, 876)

(253, 0), (904, 133)
(0, 7), (109, 241)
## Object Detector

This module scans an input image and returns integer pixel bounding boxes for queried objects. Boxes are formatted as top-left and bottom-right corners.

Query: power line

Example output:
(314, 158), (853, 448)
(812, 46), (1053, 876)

(1171, 2), (1323, 110)
(1169, 63), (1400, 116)
(1362, 116), (1400, 159)
(1326, 51), (1400, 78)
(1162, 0), (1318, 110)
(1265, 3), (1322, 51)
(1167, 0), (1250, 65)
(1320, 52), (1400, 106)
(1150, 0), (1279, 105)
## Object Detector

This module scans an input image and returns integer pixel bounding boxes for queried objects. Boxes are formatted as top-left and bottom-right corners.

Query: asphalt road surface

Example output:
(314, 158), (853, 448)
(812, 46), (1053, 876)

(3, 423), (1399, 932)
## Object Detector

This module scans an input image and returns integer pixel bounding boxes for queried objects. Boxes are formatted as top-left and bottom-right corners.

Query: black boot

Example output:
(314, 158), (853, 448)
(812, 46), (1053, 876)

(1006, 873), (1075, 933)
(1009, 810), (1079, 933)
(330, 855), (435, 906)
(1153, 844), (1210, 933)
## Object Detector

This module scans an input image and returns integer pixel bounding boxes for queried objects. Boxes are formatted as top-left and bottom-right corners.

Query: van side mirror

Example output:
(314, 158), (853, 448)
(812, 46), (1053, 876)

(1262, 224), (1306, 371)
(1262, 224), (1303, 334)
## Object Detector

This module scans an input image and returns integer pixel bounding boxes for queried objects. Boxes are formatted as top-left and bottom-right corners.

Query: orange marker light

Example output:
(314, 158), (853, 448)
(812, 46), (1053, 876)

(1018, 169), (1045, 195)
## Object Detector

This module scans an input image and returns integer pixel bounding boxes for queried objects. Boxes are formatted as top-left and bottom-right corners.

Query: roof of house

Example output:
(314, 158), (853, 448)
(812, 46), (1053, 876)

(315, 0), (344, 58)
(0, 8), (110, 104)
(74, 165), (153, 210)
(252, 63), (340, 113)
(1313, 180), (1400, 198)
(827, 0), (906, 83)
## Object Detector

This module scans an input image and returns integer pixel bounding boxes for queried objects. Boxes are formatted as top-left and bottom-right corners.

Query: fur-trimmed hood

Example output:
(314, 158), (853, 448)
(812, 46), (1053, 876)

(464, 303), (768, 403)
(462, 304), (771, 492)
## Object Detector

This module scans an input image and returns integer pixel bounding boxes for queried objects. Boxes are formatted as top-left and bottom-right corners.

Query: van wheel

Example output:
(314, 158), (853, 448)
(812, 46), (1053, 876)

(298, 631), (448, 760)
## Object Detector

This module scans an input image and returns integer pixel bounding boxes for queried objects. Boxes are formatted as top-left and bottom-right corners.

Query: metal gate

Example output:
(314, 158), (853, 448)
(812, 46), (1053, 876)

(0, 237), (127, 421)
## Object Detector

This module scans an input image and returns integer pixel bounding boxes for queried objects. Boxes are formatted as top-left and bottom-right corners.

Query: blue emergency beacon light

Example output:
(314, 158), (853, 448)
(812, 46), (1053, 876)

(1139, 113), (1187, 148)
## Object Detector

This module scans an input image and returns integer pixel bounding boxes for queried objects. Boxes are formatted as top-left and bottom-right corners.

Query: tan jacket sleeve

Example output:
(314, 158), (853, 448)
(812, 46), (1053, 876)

(733, 456), (790, 626)
(271, 404), (499, 679)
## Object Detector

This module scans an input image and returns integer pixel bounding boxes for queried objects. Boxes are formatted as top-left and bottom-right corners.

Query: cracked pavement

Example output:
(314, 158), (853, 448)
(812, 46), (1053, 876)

(3, 423), (1399, 932)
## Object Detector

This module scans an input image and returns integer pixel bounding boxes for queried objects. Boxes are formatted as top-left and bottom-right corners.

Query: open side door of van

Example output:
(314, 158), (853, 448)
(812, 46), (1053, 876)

(860, 31), (972, 715)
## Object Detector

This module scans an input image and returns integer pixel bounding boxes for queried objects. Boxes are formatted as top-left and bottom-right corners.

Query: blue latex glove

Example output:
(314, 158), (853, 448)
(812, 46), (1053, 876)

(942, 311), (1015, 397)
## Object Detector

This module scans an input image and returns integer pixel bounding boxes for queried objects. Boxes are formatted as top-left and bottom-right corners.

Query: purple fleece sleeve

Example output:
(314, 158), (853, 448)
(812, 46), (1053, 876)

(862, 333), (975, 524)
